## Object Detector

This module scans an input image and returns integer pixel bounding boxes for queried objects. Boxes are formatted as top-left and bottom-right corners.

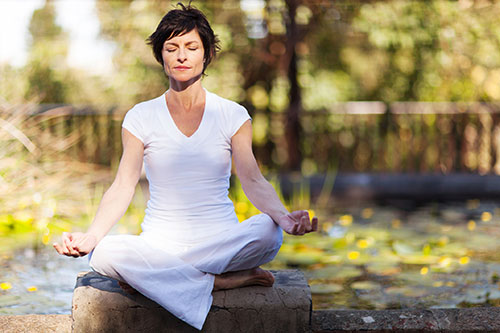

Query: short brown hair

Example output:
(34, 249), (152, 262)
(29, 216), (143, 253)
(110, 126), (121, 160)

(147, 3), (220, 73)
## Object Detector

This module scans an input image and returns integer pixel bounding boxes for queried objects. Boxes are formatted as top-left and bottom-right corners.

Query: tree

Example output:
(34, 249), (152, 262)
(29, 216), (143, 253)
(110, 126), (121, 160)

(25, 0), (68, 103)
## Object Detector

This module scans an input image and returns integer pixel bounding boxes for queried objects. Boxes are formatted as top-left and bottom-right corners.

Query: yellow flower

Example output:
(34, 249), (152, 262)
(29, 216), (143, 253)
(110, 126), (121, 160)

(27, 286), (37, 292)
(361, 208), (374, 219)
(307, 210), (316, 219)
(459, 256), (470, 265)
(1, 282), (12, 290)
(467, 220), (476, 231)
(433, 281), (444, 287)
(420, 267), (429, 275)
(438, 257), (452, 267)
(356, 239), (369, 249)
(392, 219), (401, 229)
(348, 251), (360, 260)
(481, 212), (492, 222)
(42, 234), (50, 245)
(445, 281), (456, 287)
(339, 215), (353, 226)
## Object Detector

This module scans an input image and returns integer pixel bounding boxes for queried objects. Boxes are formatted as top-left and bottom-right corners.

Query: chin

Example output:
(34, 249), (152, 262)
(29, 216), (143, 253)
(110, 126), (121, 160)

(170, 74), (203, 83)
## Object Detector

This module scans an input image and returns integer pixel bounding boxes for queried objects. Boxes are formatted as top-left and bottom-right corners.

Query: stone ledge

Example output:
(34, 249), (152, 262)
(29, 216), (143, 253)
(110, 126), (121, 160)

(0, 314), (71, 333)
(72, 269), (311, 332)
(311, 308), (500, 332)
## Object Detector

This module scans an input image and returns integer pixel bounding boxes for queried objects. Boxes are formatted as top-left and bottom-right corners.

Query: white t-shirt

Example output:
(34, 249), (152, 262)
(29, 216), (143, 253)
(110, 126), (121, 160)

(122, 89), (252, 248)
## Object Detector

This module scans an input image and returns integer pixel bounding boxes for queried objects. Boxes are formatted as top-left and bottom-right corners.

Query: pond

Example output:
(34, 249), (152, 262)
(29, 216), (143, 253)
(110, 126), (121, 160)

(1, 200), (499, 314)
(271, 199), (500, 310)
(0, 247), (89, 315)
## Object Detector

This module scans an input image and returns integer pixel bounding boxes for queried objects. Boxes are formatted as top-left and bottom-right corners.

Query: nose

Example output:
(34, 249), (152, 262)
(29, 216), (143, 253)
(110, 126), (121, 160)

(177, 47), (187, 62)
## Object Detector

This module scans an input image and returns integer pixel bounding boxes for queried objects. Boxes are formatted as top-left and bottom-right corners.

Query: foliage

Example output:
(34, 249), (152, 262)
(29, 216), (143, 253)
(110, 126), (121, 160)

(0, 103), (112, 253)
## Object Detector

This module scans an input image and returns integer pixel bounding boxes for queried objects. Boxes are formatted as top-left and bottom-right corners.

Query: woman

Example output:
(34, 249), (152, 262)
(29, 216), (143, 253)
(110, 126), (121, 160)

(54, 4), (318, 330)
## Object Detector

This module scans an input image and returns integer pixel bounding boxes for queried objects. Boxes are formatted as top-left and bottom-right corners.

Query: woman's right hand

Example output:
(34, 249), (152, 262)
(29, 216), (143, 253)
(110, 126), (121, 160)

(53, 232), (97, 257)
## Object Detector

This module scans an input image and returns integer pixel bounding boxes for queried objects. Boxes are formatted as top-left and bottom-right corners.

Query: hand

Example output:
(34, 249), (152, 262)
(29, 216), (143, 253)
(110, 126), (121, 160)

(277, 210), (319, 235)
(53, 232), (97, 257)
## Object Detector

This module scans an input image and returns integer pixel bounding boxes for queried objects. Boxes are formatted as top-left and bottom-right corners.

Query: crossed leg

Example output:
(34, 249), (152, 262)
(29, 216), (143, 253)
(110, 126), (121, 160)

(119, 267), (275, 294)
(88, 213), (283, 329)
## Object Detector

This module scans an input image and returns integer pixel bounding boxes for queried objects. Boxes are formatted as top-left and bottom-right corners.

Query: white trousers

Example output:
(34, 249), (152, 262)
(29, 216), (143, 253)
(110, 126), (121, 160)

(88, 213), (283, 330)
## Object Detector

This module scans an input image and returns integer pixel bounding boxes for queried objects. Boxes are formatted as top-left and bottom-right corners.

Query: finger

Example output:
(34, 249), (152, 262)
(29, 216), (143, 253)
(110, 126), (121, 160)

(302, 215), (312, 232)
(296, 218), (305, 235)
(62, 233), (72, 251)
(53, 243), (64, 255)
(63, 238), (80, 257)
(68, 244), (81, 257)
(290, 222), (299, 235)
(62, 232), (72, 243)
(311, 216), (319, 232)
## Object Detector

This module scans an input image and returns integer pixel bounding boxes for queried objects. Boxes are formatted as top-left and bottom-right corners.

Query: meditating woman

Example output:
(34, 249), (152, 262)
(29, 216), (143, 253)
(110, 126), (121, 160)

(54, 4), (318, 330)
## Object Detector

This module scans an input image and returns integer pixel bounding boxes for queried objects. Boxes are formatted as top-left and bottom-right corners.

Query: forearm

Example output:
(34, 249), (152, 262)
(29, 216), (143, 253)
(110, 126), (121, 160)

(86, 182), (136, 243)
(241, 177), (289, 224)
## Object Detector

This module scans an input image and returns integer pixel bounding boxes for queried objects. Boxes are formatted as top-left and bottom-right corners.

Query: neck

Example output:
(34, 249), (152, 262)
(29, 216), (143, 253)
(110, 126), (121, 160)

(166, 79), (205, 112)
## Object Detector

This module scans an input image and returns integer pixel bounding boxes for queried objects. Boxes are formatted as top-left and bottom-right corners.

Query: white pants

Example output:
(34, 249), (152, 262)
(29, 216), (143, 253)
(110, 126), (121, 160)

(88, 214), (283, 330)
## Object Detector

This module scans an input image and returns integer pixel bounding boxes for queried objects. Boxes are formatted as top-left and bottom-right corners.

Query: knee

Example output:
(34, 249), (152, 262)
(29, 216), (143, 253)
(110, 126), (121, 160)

(89, 237), (122, 277)
(251, 213), (283, 250)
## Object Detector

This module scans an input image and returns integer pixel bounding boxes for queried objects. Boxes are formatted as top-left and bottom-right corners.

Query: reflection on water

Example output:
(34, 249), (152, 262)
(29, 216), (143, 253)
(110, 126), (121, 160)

(1, 201), (500, 314)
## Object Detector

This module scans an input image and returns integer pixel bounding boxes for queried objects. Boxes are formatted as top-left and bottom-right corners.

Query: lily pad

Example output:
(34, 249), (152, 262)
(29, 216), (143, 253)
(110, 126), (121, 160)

(487, 288), (500, 300)
(366, 263), (401, 276)
(384, 286), (428, 297)
(464, 288), (488, 304)
(392, 241), (418, 255)
(309, 266), (362, 279)
(310, 283), (344, 294)
(400, 254), (440, 265)
(351, 281), (381, 290)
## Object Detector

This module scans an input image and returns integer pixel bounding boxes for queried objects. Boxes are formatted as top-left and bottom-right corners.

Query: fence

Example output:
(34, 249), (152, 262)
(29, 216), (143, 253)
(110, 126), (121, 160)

(15, 102), (500, 174)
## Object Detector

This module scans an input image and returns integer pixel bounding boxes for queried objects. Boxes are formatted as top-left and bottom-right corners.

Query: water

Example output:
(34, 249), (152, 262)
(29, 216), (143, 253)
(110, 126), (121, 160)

(273, 200), (500, 310)
(1, 201), (500, 314)
(0, 247), (90, 315)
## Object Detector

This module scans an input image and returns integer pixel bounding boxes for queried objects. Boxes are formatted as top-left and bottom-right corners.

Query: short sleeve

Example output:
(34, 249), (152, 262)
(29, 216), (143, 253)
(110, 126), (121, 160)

(228, 104), (252, 138)
(122, 106), (144, 143)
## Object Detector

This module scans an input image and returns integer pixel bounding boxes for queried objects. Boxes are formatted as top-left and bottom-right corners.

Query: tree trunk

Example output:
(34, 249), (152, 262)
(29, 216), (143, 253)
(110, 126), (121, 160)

(285, 0), (302, 171)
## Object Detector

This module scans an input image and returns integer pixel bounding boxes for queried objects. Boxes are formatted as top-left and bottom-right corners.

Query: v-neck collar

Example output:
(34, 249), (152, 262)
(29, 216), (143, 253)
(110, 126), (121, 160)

(162, 89), (209, 141)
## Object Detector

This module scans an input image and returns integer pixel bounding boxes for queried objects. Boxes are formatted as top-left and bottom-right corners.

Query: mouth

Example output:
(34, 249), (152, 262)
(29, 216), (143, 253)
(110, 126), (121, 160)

(174, 66), (191, 70)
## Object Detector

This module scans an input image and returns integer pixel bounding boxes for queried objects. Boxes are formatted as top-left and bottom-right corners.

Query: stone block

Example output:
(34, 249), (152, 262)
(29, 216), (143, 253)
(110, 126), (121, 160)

(0, 314), (71, 333)
(72, 269), (311, 332)
(311, 308), (500, 332)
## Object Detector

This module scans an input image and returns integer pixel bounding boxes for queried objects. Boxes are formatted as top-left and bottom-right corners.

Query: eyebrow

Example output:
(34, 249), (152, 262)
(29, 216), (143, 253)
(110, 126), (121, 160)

(164, 41), (200, 47)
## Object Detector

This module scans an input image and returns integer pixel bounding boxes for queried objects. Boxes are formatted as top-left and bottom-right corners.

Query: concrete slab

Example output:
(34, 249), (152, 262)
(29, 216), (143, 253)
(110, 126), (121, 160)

(311, 308), (500, 332)
(0, 314), (71, 333)
(72, 269), (311, 332)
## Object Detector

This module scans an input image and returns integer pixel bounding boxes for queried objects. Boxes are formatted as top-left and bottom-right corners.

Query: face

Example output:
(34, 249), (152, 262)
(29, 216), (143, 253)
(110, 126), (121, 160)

(162, 29), (205, 82)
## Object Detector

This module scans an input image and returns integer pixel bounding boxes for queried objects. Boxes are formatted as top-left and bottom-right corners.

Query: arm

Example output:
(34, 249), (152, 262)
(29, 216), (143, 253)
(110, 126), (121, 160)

(53, 128), (144, 257)
(231, 120), (318, 235)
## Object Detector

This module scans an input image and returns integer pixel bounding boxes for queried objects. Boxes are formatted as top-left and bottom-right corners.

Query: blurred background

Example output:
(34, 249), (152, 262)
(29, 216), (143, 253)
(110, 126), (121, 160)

(1, 0), (500, 314)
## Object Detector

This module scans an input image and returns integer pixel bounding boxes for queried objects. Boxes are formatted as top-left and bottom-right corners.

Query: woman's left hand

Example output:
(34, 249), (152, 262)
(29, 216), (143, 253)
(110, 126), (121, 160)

(277, 210), (318, 235)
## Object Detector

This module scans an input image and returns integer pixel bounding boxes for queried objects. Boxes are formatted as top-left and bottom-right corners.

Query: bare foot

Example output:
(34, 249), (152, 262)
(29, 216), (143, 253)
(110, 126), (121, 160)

(118, 281), (137, 295)
(213, 267), (274, 291)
